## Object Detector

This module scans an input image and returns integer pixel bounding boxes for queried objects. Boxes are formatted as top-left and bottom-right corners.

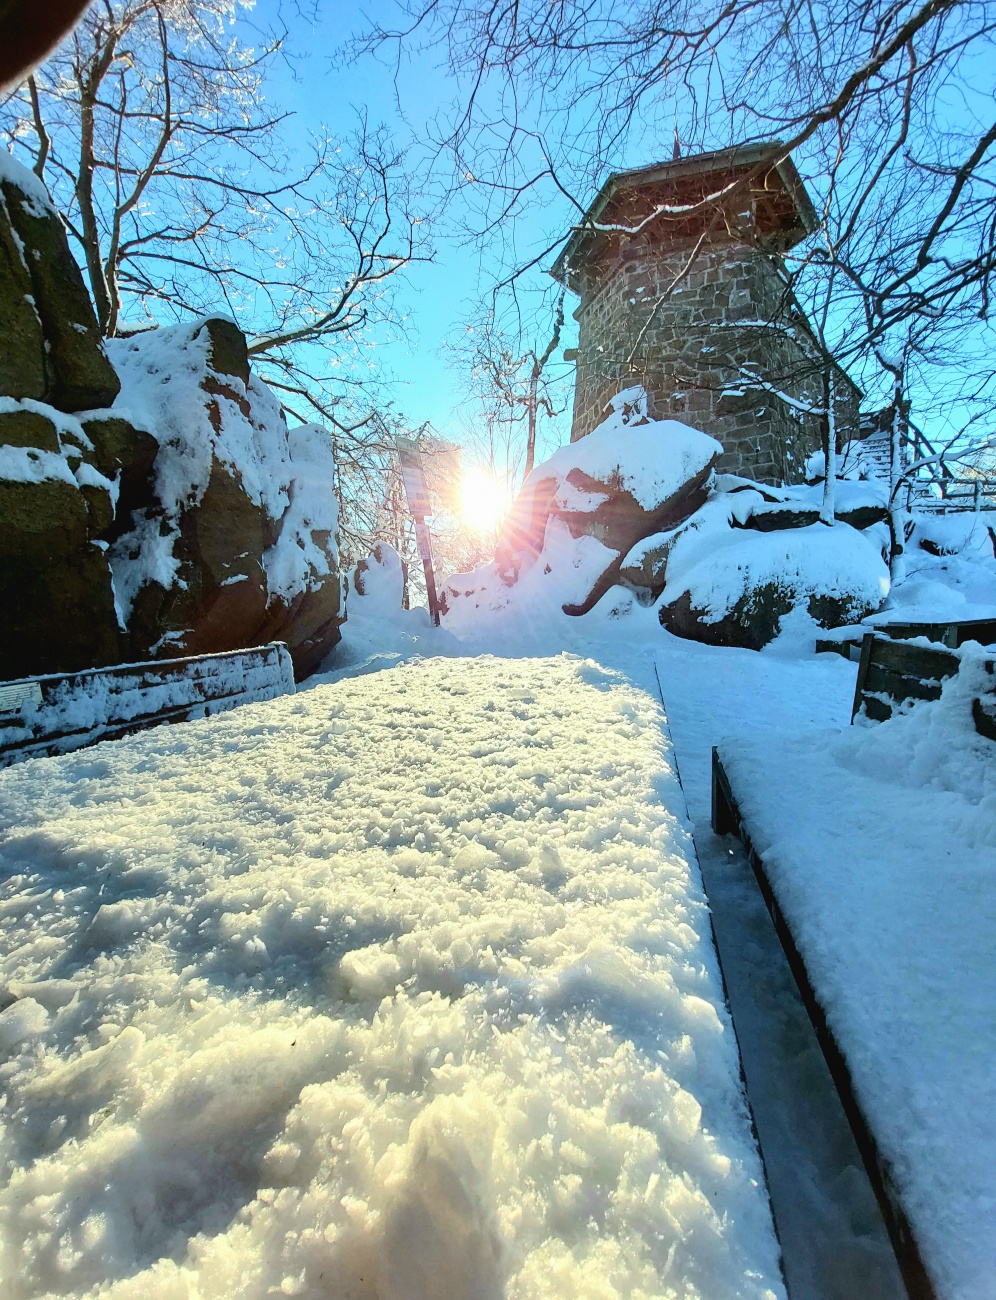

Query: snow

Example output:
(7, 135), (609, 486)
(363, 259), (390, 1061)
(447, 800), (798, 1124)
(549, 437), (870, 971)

(716, 653), (996, 1299)
(659, 500), (890, 624)
(0, 150), (58, 217)
(349, 543), (407, 617)
(0, 398), (114, 499)
(652, 634), (907, 1299)
(107, 323), (288, 520)
(0, 653), (784, 1300)
(444, 522), (622, 632)
(0, 443), (78, 487)
(262, 420), (339, 602)
(529, 390), (721, 514)
(107, 511), (182, 627)
(870, 516), (996, 626)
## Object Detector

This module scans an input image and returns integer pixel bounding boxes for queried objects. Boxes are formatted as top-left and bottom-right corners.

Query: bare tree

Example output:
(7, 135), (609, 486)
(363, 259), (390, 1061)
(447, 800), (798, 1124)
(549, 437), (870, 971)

(357, 0), (996, 447)
(2, 0), (430, 441)
(456, 288), (569, 482)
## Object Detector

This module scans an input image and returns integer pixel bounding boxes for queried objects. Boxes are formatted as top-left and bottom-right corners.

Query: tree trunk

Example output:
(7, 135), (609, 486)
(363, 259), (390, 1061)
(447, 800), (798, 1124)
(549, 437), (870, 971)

(524, 365), (539, 479)
(887, 368), (908, 585)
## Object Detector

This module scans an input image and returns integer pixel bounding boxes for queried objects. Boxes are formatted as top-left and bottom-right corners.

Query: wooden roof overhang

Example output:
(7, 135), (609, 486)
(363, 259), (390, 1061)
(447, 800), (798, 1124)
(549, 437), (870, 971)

(550, 143), (818, 298)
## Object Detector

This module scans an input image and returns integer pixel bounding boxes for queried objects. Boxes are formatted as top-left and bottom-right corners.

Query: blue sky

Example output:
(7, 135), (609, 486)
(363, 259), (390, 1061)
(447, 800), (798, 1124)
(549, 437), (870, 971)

(246, 0), (994, 461)
(250, 0), (580, 457)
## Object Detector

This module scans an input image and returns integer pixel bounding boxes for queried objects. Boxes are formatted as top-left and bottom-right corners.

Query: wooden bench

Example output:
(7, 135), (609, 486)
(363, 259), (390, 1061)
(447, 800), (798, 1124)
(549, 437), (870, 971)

(712, 747), (936, 1299)
(0, 642), (295, 768)
(882, 616), (996, 649)
(817, 615), (996, 664)
(851, 632), (995, 733)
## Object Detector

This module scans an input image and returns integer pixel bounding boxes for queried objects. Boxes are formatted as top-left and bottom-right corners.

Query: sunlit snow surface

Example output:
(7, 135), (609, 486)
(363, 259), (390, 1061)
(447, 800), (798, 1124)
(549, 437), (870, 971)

(0, 655), (783, 1299)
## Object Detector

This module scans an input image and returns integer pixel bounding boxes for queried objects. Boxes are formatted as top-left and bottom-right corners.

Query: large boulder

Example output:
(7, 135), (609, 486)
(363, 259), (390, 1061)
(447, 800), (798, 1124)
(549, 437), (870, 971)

(107, 319), (343, 676)
(618, 477), (890, 605)
(0, 152), (119, 411)
(656, 498), (889, 649)
(0, 399), (122, 677)
(442, 387), (722, 625)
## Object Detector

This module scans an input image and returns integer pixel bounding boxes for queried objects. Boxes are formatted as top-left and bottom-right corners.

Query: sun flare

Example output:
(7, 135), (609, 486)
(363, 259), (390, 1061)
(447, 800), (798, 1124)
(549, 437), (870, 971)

(459, 465), (509, 532)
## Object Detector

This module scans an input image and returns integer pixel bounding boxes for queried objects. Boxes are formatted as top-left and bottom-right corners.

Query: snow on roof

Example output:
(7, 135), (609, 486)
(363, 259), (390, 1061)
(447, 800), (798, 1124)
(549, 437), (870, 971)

(0, 654), (784, 1298)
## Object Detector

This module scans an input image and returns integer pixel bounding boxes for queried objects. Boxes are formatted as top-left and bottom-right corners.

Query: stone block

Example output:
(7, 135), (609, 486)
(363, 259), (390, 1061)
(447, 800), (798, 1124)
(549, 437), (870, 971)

(0, 474), (88, 565)
(0, 407), (60, 452)
(0, 173), (120, 411)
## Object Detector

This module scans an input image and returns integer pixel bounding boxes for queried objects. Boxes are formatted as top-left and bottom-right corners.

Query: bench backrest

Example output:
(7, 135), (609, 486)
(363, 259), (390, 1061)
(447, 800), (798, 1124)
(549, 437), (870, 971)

(879, 617), (996, 649)
(0, 642), (295, 767)
(852, 633), (962, 723)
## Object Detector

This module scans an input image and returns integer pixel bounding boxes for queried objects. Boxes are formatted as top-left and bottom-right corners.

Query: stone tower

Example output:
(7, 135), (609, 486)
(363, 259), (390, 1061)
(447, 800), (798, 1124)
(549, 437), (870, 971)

(551, 142), (859, 484)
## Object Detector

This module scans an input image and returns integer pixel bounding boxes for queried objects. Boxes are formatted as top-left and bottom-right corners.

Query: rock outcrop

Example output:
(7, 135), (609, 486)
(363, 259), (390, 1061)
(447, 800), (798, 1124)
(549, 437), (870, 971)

(107, 317), (344, 677)
(0, 153), (343, 682)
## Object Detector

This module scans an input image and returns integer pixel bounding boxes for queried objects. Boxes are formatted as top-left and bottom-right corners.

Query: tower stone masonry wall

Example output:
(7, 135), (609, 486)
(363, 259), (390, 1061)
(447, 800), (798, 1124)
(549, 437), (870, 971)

(570, 237), (859, 484)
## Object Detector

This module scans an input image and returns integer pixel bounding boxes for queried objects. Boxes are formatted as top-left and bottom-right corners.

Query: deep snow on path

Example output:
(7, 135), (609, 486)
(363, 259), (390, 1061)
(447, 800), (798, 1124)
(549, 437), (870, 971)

(0, 653), (784, 1299)
(317, 600), (912, 1297)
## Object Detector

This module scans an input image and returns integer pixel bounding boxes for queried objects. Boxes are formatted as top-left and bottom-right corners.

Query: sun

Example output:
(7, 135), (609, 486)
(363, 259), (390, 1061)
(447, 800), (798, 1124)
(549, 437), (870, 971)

(459, 465), (509, 533)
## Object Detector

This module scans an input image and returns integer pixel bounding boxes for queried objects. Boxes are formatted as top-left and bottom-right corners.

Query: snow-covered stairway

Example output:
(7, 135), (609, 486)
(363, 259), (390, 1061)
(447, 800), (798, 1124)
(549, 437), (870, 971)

(0, 653), (783, 1299)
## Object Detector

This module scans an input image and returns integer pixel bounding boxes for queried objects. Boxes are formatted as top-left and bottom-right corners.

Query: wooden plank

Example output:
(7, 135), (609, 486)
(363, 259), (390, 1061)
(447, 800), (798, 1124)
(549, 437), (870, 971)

(851, 632), (877, 722)
(865, 636), (962, 679)
(884, 618), (996, 649)
(815, 637), (863, 661)
(861, 663), (947, 705)
(852, 634), (970, 725)
(711, 750), (938, 1300)
(710, 745), (740, 836)
(973, 696), (996, 743)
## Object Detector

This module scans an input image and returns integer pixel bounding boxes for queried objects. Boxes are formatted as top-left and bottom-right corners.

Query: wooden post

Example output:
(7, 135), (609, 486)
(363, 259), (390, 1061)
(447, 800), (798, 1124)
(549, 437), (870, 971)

(395, 436), (440, 626)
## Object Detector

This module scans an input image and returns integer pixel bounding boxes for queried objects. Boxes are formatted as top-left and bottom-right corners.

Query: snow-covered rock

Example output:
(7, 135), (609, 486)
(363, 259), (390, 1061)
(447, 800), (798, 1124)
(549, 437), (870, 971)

(105, 317), (343, 677)
(619, 478), (888, 609)
(442, 388), (722, 624)
(349, 541), (407, 616)
(657, 498), (890, 649)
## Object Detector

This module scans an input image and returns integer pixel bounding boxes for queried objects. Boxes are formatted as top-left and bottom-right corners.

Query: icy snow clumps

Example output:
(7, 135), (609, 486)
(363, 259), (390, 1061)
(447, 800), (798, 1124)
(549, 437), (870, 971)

(0, 655), (784, 1300)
